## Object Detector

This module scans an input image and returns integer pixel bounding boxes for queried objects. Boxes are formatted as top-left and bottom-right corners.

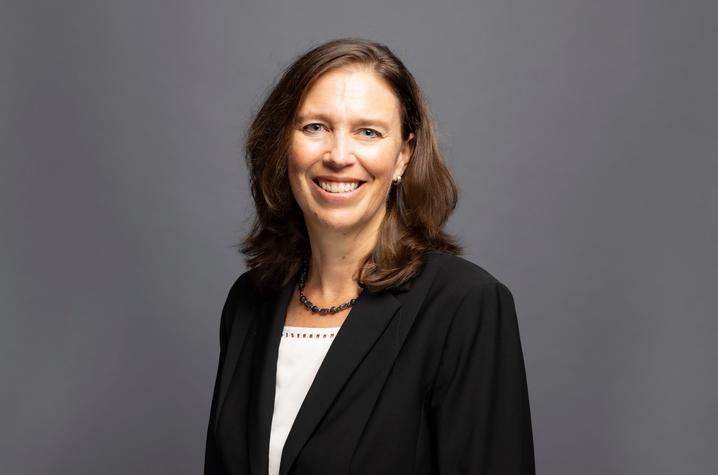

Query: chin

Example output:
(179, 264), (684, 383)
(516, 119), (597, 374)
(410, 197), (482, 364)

(318, 217), (363, 232)
(312, 211), (370, 233)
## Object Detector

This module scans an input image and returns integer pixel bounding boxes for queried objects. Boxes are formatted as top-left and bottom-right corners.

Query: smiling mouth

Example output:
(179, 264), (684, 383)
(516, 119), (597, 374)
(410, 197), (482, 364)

(313, 178), (366, 193)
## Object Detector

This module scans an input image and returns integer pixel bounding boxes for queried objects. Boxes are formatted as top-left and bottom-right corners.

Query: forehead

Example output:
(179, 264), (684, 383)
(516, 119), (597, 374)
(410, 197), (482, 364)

(296, 67), (401, 124)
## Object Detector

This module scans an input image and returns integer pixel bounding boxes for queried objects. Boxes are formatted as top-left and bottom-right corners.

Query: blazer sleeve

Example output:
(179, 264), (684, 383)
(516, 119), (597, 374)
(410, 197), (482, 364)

(204, 278), (239, 475)
(429, 281), (535, 474)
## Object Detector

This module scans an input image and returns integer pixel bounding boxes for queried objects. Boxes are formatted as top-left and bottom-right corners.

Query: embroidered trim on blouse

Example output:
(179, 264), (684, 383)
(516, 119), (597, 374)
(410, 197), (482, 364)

(282, 326), (342, 339)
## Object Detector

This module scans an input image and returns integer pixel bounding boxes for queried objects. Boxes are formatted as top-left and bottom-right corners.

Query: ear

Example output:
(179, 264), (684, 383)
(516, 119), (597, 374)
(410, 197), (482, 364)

(395, 132), (416, 177)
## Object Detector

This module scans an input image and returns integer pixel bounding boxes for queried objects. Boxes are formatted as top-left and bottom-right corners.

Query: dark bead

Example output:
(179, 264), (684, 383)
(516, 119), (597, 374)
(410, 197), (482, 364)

(312, 305), (319, 312)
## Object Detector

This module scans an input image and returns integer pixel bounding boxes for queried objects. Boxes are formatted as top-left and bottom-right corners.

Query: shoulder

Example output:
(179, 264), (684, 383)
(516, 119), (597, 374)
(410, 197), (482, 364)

(223, 268), (257, 305)
(426, 254), (522, 360)
(421, 253), (519, 337)
(426, 252), (512, 299)
(430, 253), (503, 284)
(219, 268), (263, 332)
(410, 253), (518, 337)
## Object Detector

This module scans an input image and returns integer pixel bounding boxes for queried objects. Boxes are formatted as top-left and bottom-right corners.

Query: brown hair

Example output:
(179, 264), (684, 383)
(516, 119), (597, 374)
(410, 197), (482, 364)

(239, 37), (461, 292)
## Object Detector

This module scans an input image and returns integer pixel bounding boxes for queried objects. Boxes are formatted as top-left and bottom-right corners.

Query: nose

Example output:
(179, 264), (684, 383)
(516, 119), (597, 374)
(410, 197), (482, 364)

(323, 130), (355, 168)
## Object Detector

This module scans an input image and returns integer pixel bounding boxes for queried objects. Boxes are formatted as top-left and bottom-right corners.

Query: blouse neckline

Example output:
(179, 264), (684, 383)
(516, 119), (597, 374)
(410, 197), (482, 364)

(282, 325), (342, 339)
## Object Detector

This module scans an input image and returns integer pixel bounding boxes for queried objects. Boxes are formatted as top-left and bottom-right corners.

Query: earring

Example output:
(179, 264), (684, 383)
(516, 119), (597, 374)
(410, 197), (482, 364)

(392, 175), (402, 185)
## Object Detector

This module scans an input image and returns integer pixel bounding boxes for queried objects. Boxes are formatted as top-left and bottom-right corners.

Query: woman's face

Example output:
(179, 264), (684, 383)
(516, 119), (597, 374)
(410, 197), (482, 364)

(288, 66), (414, 236)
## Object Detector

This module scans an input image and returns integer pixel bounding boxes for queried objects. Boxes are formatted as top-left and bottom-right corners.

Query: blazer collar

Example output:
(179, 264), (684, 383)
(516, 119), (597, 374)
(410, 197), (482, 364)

(247, 272), (406, 475)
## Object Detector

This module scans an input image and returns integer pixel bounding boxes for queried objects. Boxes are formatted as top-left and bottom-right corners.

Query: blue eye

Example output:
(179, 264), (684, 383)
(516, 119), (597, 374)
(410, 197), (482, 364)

(361, 128), (379, 138)
(303, 123), (324, 134)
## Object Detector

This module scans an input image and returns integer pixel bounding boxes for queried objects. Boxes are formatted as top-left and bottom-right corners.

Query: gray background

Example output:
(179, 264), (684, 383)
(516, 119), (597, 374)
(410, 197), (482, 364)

(2, 1), (716, 474)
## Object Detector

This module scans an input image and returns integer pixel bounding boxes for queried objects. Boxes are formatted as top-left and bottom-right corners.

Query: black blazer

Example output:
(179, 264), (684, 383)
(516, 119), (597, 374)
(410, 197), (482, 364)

(204, 252), (535, 474)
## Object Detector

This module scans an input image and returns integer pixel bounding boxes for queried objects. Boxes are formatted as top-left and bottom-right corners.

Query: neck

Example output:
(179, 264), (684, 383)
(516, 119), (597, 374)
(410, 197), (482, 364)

(303, 213), (384, 303)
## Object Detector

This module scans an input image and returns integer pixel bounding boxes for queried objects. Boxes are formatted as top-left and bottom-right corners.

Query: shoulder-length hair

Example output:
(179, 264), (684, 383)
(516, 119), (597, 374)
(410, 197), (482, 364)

(239, 37), (462, 292)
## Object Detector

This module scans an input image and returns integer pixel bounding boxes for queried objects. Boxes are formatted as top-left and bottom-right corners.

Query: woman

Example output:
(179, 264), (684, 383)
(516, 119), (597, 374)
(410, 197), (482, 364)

(205, 38), (535, 475)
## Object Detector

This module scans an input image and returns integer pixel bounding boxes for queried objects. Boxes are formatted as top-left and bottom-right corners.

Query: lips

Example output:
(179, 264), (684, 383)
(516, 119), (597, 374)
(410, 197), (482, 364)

(311, 177), (366, 201)
(317, 180), (360, 193)
(312, 177), (366, 194)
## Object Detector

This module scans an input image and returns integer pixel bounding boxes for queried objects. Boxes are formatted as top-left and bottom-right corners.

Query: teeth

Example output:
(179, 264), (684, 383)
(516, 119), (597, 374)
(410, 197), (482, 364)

(317, 180), (360, 193)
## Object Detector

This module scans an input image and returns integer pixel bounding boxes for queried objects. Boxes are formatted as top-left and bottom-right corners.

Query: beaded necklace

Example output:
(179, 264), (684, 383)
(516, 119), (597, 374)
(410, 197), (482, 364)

(297, 262), (363, 315)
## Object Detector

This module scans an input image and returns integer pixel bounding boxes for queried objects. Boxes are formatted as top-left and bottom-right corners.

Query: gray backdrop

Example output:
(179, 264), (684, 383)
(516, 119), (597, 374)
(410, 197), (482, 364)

(2, 1), (716, 474)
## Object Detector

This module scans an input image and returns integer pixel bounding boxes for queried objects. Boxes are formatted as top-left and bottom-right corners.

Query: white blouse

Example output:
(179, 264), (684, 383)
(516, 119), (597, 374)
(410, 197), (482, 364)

(268, 325), (342, 475)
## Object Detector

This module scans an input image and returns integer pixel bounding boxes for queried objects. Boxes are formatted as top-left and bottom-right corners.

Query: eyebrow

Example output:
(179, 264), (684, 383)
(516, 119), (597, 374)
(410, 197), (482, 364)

(295, 112), (392, 131)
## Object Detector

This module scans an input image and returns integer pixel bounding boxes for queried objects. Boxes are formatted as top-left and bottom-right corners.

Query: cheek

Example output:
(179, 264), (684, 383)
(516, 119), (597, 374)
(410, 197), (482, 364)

(288, 138), (317, 176)
(286, 155), (304, 198)
(287, 153), (300, 177)
(362, 148), (400, 180)
(287, 162), (306, 203)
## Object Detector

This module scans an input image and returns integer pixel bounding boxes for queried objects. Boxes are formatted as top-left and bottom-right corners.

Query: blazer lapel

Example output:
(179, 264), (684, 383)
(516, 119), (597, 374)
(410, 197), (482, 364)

(248, 277), (295, 475)
(215, 281), (262, 439)
(278, 287), (402, 475)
